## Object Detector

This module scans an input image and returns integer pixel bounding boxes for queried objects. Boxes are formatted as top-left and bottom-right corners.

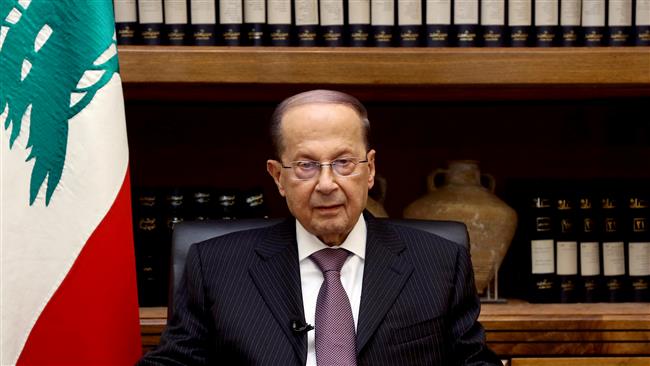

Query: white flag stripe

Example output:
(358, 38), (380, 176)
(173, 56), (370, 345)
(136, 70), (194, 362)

(76, 70), (106, 89)
(1, 75), (129, 365)
(34, 24), (52, 53)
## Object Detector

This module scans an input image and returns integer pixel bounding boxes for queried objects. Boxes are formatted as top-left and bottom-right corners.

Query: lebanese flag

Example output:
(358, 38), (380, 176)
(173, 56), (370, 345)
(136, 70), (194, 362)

(1, 1), (141, 365)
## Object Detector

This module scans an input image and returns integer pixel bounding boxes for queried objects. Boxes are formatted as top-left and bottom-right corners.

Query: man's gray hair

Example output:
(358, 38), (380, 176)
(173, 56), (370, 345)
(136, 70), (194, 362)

(270, 89), (371, 158)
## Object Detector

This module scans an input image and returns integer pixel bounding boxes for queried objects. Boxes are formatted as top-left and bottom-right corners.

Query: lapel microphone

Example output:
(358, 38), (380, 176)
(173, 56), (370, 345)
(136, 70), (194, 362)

(291, 320), (314, 334)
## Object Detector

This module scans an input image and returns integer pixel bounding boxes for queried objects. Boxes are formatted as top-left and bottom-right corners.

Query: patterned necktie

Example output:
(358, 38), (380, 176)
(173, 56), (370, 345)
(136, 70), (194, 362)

(310, 248), (357, 366)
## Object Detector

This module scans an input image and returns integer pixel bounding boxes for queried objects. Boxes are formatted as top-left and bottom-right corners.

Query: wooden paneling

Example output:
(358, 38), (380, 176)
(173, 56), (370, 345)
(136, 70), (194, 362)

(510, 357), (650, 366)
(140, 301), (650, 357)
(118, 47), (650, 101)
(480, 301), (650, 356)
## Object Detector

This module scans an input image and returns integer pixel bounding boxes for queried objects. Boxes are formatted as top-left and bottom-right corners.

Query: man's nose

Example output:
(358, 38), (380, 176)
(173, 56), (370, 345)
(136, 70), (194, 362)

(315, 165), (337, 193)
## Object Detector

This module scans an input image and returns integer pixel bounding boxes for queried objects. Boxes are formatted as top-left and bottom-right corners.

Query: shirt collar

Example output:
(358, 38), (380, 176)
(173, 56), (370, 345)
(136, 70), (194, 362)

(296, 214), (367, 261)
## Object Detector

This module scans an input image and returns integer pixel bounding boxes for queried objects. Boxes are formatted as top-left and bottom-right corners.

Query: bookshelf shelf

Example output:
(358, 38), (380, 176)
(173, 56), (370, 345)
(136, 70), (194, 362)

(118, 46), (650, 101)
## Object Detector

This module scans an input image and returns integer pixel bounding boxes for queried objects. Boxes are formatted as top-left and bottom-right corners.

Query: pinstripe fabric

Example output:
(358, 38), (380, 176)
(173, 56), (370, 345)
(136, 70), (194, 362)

(138, 214), (500, 366)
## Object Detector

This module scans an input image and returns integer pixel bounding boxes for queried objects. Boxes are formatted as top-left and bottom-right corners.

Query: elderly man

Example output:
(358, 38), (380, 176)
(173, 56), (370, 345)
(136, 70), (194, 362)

(138, 90), (500, 365)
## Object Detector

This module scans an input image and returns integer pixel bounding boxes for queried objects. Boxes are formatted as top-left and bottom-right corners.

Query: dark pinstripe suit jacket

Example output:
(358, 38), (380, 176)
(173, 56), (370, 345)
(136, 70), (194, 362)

(138, 215), (501, 366)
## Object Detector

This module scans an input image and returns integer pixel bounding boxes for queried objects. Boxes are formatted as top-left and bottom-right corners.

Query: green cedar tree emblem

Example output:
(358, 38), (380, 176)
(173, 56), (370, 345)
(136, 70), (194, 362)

(1, 0), (119, 205)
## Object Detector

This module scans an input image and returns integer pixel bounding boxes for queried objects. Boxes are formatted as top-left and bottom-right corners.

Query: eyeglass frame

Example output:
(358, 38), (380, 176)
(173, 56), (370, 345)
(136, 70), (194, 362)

(279, 154), (370, 181)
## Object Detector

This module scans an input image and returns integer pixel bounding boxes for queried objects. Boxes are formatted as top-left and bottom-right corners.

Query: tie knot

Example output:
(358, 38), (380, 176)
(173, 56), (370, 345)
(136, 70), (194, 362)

(310, 248), (350, 273)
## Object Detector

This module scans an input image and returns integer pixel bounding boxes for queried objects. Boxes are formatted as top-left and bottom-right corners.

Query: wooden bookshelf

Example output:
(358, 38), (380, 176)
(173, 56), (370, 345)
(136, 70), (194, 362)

(140, 301), (650, 358)
(118, 46), (650, 101)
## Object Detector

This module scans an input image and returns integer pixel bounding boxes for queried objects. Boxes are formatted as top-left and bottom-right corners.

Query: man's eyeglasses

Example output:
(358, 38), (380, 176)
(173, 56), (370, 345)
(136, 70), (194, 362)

(281, 157), (369, 180)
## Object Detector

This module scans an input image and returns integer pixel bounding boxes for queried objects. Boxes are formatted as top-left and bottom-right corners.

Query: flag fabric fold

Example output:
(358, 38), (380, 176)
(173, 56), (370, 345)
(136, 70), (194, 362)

(1, 1), (142, 364)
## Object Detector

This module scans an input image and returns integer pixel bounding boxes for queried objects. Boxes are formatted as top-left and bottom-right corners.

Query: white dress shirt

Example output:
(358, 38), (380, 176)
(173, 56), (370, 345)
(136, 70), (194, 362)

(297, 215), (366, 366)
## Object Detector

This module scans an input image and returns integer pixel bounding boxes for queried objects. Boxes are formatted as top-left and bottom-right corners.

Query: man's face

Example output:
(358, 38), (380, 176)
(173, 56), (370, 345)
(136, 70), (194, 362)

(267, 103), (376, 246)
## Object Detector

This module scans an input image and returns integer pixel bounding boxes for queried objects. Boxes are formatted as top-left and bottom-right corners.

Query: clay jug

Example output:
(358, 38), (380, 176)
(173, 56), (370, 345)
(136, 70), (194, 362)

(403, 160), (517, 294)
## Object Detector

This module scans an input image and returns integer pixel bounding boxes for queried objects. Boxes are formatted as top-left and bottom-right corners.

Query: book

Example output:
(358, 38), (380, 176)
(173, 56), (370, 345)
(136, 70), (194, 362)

(138, 0), (165, 45)
(608, 0), (633, 46)
(320, 0), (345, 46)
(582, 0), (606, 46)
(217, 190), (239, 219)
(481, 0), (506, 46)
(133, 189), (165, 306)
(527, 196), (558, 303)
(220, 0), (244, 45)
(578, 195), (603, 303)
(191, 0), (218, 45)
(534, 0), (559, 46)
(348, 0), (371, 46)
(244, 0), (266, 45)
(601, 195), (628, 302)
(371, 0), (396, 46)
(114, 0), (139, 44)
(626, 195), (650, 302)
(398, 0), (423, 46)
(190, 189), (214, 220)
(636, 0), (650, 45)
(555, 196), (579, 303)
(425, 0), (452, 46)
(508, 0), (532, 46)
(164, 0), (189, 45)
(295, 0), (319, 46)
(559, 0), (581, 46)
(267, 0), (292, 45)
(455, 0), (480, 46)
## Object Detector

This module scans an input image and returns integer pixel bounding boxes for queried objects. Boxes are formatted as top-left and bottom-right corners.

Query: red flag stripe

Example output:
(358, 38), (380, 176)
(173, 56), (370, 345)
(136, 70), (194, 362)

(17, 169), (142, 365)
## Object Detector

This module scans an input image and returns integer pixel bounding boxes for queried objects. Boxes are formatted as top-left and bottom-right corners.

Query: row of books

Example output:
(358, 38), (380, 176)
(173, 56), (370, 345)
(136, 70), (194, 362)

(133, 187), (269, 306)
(115, 0), (650, 46)
(523, 191), (649, 303)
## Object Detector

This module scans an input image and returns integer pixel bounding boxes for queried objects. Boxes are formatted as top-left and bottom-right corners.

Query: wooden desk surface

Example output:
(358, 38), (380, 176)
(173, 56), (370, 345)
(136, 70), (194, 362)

(140, 300), (650, 357)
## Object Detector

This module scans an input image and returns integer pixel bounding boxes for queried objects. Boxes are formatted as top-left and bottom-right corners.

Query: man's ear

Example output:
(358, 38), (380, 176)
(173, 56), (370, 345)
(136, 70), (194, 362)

(267, 160), (286, 197)
(366, 149), (376, 190)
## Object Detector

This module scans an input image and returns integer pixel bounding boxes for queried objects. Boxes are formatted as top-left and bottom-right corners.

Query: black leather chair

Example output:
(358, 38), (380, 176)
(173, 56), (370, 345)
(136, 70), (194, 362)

(168, 218), (469, 317)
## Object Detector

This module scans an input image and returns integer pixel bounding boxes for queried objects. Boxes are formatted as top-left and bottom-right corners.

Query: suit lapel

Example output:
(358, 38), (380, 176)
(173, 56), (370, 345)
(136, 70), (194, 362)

(248, 219), (307, 365)
(356, 216), (414, 354)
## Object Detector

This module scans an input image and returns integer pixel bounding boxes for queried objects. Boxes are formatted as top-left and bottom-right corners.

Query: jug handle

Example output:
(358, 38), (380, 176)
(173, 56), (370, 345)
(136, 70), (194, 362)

(483, 173), (496, 192)
(427, 169), (447, 192)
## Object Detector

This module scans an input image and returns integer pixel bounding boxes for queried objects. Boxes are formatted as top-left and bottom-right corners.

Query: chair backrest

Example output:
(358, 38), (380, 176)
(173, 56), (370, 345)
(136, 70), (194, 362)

(168, 218), (468, 315)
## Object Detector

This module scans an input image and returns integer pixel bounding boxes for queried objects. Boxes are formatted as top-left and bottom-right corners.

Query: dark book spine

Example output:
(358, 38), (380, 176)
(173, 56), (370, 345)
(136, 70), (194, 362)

(220, 0), (244, 45)
(114, 0), (139, 44)
(528, 196), (558, 303)
(133, 189), (165, 306)
(608, 0), (633, 46)
(397, 0), (423, 46)
(481, 0), (507, 47)
(348, 0), (371, 46)
(164, 0), (190, 45)
(425, 0), (451, 46)
(267, 0), (292, 46)
(635, 0), (650, 45)
(627, 195), (650, 302)
(578, 196), (603, 303)
(508, 0), (532, 46)
(217, 191), (239, 219)
(601, 196), (628, 302)
(534, 0), (558, 46)
(138, 0), (165, 45)
(559, 0), (581, 46)
(454, 0), (480, 47)
(244, 0), (266, 45)
(240, 189), (269, 218)
(190, 0), (218, 45)
(190, 189), (214, 220)
(555, 196), (579, 303)
(582, 0), (606, 46)
(320, 0), (346, 46)
(295, 0), (319, 46)
(371, 0), (396, 46)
